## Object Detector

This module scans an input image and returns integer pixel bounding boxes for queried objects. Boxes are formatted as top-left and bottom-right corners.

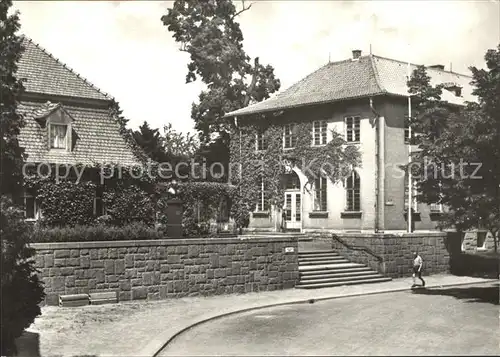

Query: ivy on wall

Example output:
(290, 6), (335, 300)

(176, 181), (237, 237)
(23, 164), (158, 228)
(229, 116), (361, 227)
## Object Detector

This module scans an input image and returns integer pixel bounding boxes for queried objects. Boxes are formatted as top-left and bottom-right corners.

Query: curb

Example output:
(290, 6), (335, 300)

(145, 279), (498, 357)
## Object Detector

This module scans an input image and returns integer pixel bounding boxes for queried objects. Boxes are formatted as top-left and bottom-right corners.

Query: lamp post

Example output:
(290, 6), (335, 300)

(166, 180), (183, 238)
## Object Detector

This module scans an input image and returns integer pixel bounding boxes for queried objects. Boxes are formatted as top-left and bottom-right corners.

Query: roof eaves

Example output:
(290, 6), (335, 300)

(22, 35), (114, 101)
(226, 91), (387, 118)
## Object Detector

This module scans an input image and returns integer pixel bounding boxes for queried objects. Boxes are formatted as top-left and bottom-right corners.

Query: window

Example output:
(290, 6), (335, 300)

(23, 191), (41, 220)
(345, 171), (360, 211)
(256, 131), (268, 151)
(429, 203), (443, 213)
(477, 231), (487, 249)
(283, 124), (297, 149)
(256, 176), (269, 211)
(313, 177), (327, 211)
(345, 116), (360, 142)
(404, 123), (411, 143)
(404, 176), (418, 212)
(312, 120), (327, 146)
(194, 201), (205, 223)
(93, 187), (106, 216)
(50, 124), (68, 149)
(284, 173), (300, 190)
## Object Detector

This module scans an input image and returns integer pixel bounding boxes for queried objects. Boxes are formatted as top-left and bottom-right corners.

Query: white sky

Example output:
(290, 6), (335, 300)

(13, 0), (500, 134)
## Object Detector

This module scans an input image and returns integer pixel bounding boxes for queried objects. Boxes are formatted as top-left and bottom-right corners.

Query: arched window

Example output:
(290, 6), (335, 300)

(346, 171), (360, 211)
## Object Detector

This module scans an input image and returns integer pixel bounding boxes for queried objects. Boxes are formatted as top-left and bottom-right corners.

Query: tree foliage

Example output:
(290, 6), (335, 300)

(163, 123), (199, 159)
(0, 0), (25, 196)
(408, 45), (500, 251)
(1, 197), (45, 356)
(161, 0), (281, 144)
(132, 121), (170, 163)
(1, 2), (45, 354)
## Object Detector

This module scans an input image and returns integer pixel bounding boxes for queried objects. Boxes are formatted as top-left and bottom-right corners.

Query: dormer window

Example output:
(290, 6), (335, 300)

(50, 124), (68, 149)
(34, 102), (74, 152)
(442, 82), (463, 98)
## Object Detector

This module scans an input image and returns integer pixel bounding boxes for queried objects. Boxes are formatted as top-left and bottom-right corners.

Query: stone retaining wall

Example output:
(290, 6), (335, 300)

(331, 232), (452, 278)
(461, 231), (497, 253)
(32, 237), (299, 305)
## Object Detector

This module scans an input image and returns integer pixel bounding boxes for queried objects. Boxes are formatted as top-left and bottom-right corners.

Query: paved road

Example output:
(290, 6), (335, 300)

(160, 282), (499, 356)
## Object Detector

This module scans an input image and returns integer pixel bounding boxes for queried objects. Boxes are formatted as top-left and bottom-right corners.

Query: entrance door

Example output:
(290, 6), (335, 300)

(284, 192), (301, 230)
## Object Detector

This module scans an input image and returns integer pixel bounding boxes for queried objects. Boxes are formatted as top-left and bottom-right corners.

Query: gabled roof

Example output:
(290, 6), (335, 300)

(226, 54), (475, 117)
(17, 36), (112, 101)
(18, 101), (139, 166)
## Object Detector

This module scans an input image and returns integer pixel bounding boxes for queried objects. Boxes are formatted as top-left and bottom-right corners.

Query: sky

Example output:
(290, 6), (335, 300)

(13, 0), (500, 134)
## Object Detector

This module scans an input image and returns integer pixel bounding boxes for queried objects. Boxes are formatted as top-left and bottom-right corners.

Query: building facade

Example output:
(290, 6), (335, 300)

(226, 50), (476, 234)
(16, 37), (139, 221)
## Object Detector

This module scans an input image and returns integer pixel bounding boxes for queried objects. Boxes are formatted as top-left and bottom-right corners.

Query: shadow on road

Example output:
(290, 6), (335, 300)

(411, 282), (500, 305)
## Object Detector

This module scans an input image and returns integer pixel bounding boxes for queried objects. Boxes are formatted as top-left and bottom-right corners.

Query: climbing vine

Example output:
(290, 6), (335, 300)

(229, 115), (361, 227)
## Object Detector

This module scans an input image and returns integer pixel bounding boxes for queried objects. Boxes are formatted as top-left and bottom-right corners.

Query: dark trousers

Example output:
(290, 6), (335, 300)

(413, 267), (425, 285)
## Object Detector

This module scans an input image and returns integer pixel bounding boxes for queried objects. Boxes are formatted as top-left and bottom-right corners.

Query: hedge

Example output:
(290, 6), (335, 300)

(31, 222), (165, 243)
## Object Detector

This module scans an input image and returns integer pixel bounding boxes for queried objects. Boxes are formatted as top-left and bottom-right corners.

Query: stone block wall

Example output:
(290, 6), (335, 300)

(331, 232), (452, 278)
(461, 231), (497, 253)
(32, 237), (299, 306)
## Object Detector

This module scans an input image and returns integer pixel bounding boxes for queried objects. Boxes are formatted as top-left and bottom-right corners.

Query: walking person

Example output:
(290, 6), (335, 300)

(281, 209), (287, 232)
(412, 251), (425, 287)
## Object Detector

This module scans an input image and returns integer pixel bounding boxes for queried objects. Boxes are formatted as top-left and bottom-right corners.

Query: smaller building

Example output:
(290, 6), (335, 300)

(16, 37), (140, 221)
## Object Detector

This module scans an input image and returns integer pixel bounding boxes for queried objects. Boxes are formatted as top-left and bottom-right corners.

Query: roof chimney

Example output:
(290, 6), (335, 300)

(352, 49), (362, 60)
(427, 64), (445, 71)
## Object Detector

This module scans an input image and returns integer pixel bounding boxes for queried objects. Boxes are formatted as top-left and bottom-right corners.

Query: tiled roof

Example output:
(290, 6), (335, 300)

(18, 101), (139, 166)
(17, 36), (112, 101)
(32, 101), (61, 119)
(226, 54), (475, 117)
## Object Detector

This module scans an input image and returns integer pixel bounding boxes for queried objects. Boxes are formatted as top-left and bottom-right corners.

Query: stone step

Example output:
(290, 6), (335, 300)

(89, 292), (118, 305)
(298, 250), (340, 256)
(300, 269), (376, 280)
(299, 258), (351, 266)
(296, 277), (392, 289)
(300, 266), (372, 276)
(298, 272), (382, 284)
(298, 262), (365, 271)
(59, 294), (89, 307)
(298, 255), (345, 262)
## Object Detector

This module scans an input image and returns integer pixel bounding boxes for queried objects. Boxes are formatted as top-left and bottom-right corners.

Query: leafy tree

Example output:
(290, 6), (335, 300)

(0, 0), (26, 197)
(1, 3), (45, 354)
(161, 0), (281, 155)
(162, 123), (199, 160)
(108, 99), (150, 164)
(1, 197), (45, 356)
(408, 46), (500, 252)
(132, 121), (170, 163)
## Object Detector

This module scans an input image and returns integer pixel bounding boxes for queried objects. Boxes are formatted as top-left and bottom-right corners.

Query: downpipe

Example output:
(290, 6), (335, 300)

(370, 97), (384, 233)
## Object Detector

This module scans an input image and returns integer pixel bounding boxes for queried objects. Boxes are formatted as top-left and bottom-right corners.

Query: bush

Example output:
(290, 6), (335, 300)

(31, 222), (165, 243)
(103, 183), (156, 226)
(1, 197), (45, 356)
(35, 180), (96, 227)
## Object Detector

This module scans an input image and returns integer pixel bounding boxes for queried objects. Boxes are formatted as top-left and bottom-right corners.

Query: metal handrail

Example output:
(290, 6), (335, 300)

(331, 234), (384, 263)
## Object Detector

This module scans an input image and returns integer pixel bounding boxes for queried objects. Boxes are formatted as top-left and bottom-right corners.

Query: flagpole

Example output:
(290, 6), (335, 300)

(407, 60), (413, 233)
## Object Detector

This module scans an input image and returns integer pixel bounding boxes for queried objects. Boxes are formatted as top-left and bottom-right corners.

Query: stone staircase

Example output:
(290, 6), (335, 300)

(240, 232), (392, 289)
(296, 249), (392, 289)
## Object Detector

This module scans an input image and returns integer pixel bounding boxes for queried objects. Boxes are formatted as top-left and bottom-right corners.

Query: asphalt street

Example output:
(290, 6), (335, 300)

(160, 282), (500, 356)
